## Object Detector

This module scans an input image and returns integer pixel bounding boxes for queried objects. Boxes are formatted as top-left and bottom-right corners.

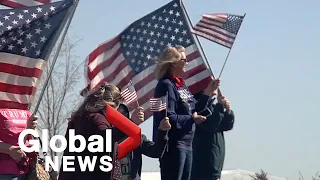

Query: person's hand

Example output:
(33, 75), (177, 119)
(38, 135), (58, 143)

(193, 112), (206, 124)
(218, 96), (231, 113)
(132, 107), (144, 125)
(204, 77), (220, 96)
(8, 146), (28, 163)
(27, 115), (38, 129)
(159, 117), (171, 131)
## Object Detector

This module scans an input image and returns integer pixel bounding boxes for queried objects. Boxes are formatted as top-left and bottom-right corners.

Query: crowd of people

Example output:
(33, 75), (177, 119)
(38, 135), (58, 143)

(0, 46), (235, 180)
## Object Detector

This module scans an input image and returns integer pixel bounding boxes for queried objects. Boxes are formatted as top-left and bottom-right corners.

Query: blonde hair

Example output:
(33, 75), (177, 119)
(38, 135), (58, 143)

(154, 46), (186, 80)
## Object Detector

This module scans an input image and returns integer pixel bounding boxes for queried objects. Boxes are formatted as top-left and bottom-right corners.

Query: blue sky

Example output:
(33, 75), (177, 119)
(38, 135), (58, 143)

(66, 0), (320, 179)
(69, 0), (320, 179)
(2, 0), (318, 179)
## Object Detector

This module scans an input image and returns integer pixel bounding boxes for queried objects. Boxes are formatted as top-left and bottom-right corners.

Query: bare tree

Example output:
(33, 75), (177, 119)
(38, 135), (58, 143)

(30, 33), (83, 179)
(251, 170), (269, 180)
(298, 171), (320, 180)
(312, 172), (320, 180)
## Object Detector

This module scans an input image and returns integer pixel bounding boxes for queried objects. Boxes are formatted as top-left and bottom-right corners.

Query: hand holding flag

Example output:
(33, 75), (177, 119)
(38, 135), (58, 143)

(158, 117), (171, 131)
(131, 106), (144, 125)
(204, 77), (221, 96)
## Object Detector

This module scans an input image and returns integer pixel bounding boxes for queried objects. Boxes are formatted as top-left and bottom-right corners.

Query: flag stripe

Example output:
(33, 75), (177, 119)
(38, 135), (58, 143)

(0, 82), (36, 95)
(0, 62), (43, 78)
(150, 106), (166, 111)
(0, 56), (45, 108)
(88, 48), (123, 80)
(196, 20), (236, 38)
(0, 53), (45, 69)
(191, 28), (234, 48)
(0, 91), (33, 104)
(0, 100), (28, 109)
(35, 0), (50, 3)
(192, 13), (244, 49)
(0, 0), (50, 8)
(88, 36), (120, 65)
(0, 72), (40, 87)
(202, 15), (228, 24)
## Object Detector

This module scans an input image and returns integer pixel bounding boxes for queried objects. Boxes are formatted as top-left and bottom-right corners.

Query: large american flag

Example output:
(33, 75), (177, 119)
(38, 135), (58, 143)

(191, 13), (244, 48)
(0, 0), (75, 109)
(0, 0), (51, 8)
(85, 0), (212, 120)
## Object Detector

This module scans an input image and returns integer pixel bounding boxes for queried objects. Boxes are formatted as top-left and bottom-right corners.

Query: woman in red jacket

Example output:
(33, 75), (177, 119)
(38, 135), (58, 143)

(59, 83), (125, 180)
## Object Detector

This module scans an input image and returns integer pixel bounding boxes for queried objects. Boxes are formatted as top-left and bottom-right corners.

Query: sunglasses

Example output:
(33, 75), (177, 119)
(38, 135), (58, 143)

(180, 58), (187, 63)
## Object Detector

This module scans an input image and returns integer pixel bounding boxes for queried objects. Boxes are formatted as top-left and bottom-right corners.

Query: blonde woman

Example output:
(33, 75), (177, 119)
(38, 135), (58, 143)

(59, 83), (125, 180)
(152, 46), (220, 180)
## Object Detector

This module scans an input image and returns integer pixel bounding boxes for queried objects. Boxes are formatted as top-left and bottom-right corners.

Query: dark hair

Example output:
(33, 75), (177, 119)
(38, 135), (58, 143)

(70, 83), (122, 124)
(80, 84), (90, 97)
(118, 103), (130, 119)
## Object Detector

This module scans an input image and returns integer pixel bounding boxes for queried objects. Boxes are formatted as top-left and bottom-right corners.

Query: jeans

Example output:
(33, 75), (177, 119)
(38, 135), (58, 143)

(160, 148), (192, 180)
(0, 175), (25, 180)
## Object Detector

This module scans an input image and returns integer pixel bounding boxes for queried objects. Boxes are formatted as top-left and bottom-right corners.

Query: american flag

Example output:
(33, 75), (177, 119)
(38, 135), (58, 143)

(120, 82), (137, 104)
(0, 0), (51, 8)
(85, 0), (212, 120)
(191, 13), (244, 48)
(150, 96), (167, 112)
(0, 0), (75, 109)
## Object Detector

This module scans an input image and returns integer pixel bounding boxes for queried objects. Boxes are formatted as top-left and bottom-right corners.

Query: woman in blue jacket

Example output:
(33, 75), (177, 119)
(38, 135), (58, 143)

(153, 46), (219, 180)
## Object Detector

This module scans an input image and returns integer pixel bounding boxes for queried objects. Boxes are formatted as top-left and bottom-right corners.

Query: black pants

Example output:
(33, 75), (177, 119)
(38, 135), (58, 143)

(0, 174), (25, 180)
(160, 148), (192, 180)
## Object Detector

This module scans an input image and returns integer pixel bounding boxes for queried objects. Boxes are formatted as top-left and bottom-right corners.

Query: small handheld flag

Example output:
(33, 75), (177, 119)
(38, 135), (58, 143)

(191, 13), (244, 48)
(150, 96), (167, 112)
(120, 81), (138, 105)
(191, 13), (245, 78)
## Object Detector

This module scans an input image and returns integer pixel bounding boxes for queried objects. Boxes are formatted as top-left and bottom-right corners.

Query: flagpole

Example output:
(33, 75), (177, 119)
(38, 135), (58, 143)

(180, 0), (213, 75)
(31, 0), (79, 116)
(179, 0), (223, 96)
(130, 80), (140, 108)
(218, 13), (246, 78)
(218, 48), (232, 78)
(161, 91), (169, 158)
(165, 91), (168, 117)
